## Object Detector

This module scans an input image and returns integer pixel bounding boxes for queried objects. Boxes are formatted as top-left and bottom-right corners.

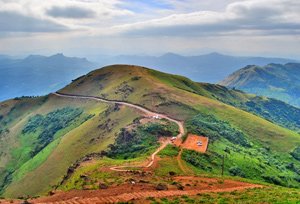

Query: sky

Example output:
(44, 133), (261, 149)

(0, 0), (300, 59)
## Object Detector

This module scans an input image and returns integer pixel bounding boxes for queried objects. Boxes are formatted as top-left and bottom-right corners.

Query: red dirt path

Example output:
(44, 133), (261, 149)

(29, 176), (262, 204)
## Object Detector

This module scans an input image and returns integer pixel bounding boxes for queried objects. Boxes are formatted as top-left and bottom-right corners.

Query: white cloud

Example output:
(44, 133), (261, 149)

(0, 0), (299, 58)
(0, 0), (134, 32)
(112, 0), (300, 37)
(0, 10), (68, 32)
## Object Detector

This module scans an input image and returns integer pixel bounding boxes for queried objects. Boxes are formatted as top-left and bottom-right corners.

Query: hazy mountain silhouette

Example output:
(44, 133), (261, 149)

(98, 52), (296, 82)
(0, 53), (95, 101)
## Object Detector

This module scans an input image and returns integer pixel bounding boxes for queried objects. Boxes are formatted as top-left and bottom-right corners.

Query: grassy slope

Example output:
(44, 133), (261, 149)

(2, 95), (139, 198)
(60, 65), (300, 186)
(60, 65), (300, 152)
(1, 65), (300, 198)
(149, 186), (300, 204)
(0, 97), (47, 169)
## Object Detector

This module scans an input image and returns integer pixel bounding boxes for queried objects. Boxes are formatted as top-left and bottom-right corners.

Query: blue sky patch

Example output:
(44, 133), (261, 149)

(119, 0), (174, 13)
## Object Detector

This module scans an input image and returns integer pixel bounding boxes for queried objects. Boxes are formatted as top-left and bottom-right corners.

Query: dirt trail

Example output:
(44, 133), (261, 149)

(53, 92), (185, 171)
(36, 187), (262, 204)
(177, 148), (190, 174)
(31, 176), (263, 204)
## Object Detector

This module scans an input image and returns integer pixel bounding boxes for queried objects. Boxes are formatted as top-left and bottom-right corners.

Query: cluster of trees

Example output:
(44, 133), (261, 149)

(245, 97), (300, 131)
(22, 107), (83, 156)
(107, 121), (178, 159)
(186, 113), (250, 147)
(181, 150), (215, 172)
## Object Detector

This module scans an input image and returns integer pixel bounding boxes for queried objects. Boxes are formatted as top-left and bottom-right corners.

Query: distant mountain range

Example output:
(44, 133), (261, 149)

(0, 54), (95, 101)
(220, 63), (300, 107)
(97, 52), (297, 83)
(0, 52), (297, 102)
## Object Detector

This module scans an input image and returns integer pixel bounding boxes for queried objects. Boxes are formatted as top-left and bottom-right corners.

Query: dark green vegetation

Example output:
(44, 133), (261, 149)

(107, 120), (179, 159)
(182, 111), (300, 187)
(147, 186), (300, 204)
(0, 91), (140, 198)
(22, 107), (88, 157)
(1, 65), (300, 200)
(291, 146), (300, 161)
(184, 113), (300, 187)
(220, 63), (300, 108)
(186, 113), (250, 147)
(243, 97), (300, 131)
(0, 106), (92, 195)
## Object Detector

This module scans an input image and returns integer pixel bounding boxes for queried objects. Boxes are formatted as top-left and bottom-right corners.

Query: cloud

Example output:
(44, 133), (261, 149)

(0, 10), (68, 32)
(46, 6), (96, 19)
(0, 0), (133, 34)
(113, 0), (300, 36)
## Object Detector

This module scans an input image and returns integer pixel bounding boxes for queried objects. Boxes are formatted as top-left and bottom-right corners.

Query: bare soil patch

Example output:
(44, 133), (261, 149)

(30, 176), (262, 204)
(179, 134), (208, 153)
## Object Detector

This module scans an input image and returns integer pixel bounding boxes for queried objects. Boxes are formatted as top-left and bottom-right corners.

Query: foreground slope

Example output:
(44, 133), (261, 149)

(220, 63), (300, 107)
(1, 65), (300, 200)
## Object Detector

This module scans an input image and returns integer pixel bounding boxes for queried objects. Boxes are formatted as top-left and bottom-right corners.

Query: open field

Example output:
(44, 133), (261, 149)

(176, 134), (209, 153)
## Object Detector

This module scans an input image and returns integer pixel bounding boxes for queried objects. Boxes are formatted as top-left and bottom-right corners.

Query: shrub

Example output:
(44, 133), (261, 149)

(131, 76), (141, 81)
(186, 113), (250, 147)
(262, 175), (284, 186)
(181, 150), (215, 171)
(229, 166), (246, 178)
(291, 146), (300, 161)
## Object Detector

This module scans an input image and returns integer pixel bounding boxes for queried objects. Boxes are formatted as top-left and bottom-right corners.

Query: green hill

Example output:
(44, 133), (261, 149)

(220, 63), (300, 108)
(0, 65), (300, 199)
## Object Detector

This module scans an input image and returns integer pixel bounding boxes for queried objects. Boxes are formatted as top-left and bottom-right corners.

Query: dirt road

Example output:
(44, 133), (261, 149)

(31, 176), (263, 204)
(53, 92), (185, 170)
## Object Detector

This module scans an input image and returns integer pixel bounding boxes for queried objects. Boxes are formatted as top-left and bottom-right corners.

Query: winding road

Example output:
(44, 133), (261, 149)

(53, 92), (185, 171)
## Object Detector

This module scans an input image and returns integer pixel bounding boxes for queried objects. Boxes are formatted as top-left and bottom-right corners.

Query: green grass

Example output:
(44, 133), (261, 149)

(107, 120), (179, 159)
(2, 65), (300, 199)
(158, 145), (180, 157)
(12, 139), (60, 182)
(149, 186), (300, 204)
(154, 158), (184, 177)
(182, 138), (300, 188)
(60, 160), (117, 191)
(2, 96), (139, 198)
(11, 112), (93, 183)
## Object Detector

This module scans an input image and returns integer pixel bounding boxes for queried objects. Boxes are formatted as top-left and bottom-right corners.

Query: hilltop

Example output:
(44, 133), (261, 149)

(0, 65), (300, 202)
(97, 52), (296, 82)
(220, 63), (300, 107)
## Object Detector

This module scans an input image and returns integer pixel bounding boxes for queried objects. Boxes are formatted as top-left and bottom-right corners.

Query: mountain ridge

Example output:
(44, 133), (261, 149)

(220, 63), (300, 107)
(96, 52), (298, 83)
(1, 65), (300, 200)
